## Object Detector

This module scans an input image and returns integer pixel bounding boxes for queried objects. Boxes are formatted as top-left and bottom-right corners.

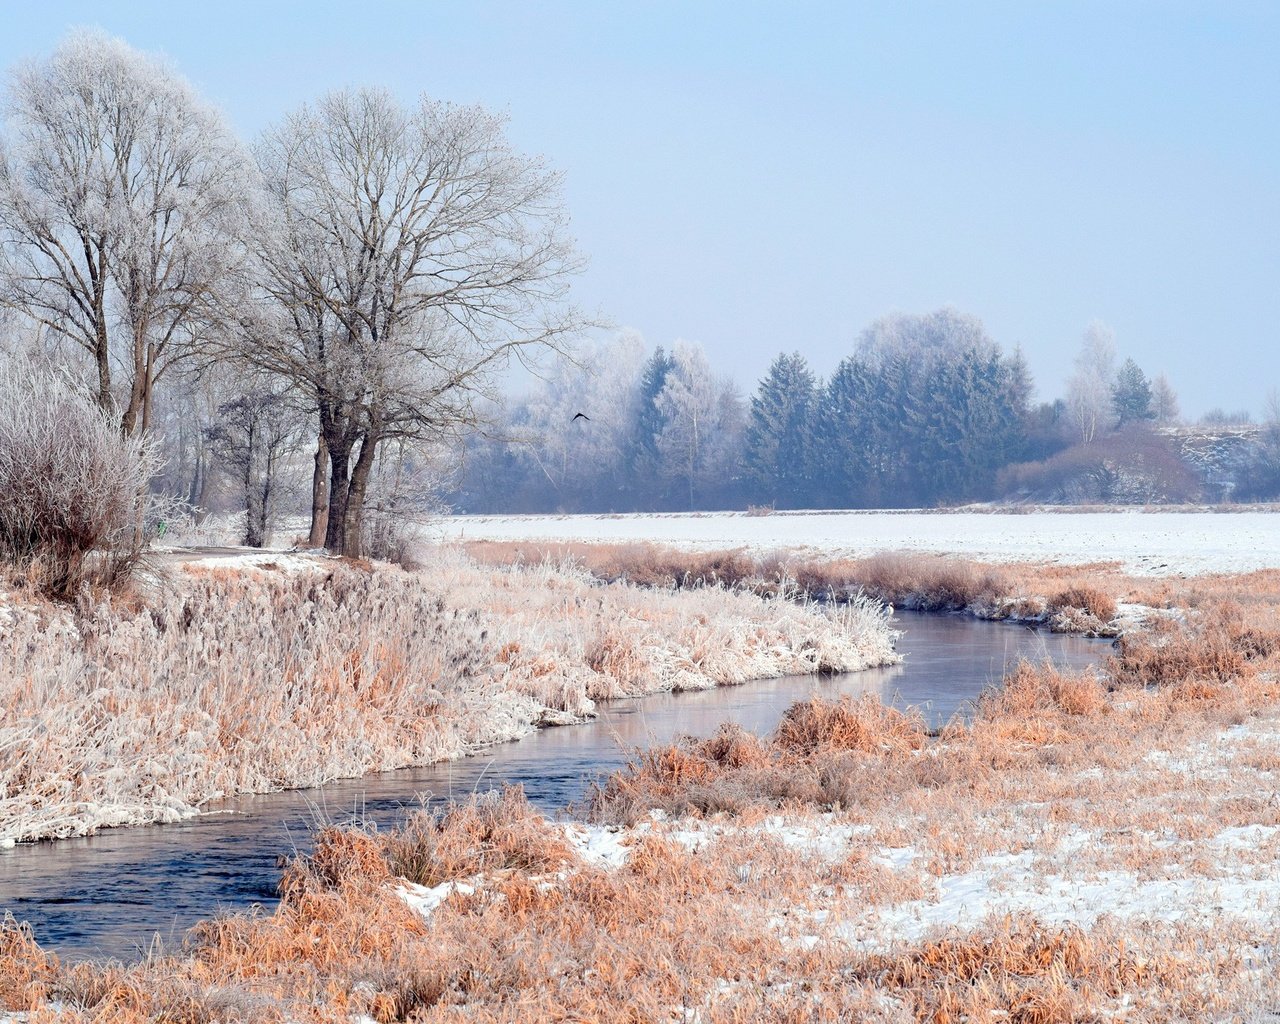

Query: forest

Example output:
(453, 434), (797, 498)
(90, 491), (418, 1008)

(453, 311), (1280, 515)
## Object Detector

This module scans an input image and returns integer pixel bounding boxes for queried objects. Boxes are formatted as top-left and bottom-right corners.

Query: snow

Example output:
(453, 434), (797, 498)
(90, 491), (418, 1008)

(560, 823), (633, 869)
(827, 849), (1280, 950)
(395, 880), (476, 920)
(435, 508), (1280, 576)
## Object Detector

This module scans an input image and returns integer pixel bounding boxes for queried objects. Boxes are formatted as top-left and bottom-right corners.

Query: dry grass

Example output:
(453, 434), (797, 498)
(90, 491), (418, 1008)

(464, 541), (1138, 634)
(0, 546), (896, 843)
(6, 552), (1280, 1020)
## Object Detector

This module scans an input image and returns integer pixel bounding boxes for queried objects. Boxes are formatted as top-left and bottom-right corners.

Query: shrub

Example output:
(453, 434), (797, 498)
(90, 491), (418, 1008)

(0, 359), (165, 596)
(1047, 585), (1117, 622)
(998, 424), (1202, 504)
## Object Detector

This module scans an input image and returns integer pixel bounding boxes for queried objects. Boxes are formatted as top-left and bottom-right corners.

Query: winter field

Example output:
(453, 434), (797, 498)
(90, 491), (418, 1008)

(435, 507), (1280, 577)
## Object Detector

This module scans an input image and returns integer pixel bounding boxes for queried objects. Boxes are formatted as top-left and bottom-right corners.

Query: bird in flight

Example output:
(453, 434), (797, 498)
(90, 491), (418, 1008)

(572, 412), (590, 422)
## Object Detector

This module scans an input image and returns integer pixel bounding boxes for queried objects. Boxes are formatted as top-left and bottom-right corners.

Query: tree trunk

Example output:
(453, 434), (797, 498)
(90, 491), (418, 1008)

(343, 430), (379, 558)
(94, 328), (113, 418)
(121, 322), (147, 436)
(243, 421), (266, 548)
(308, 432), (329, 547)
(324, 438), (353, 554)
(139, 341), (157, 435)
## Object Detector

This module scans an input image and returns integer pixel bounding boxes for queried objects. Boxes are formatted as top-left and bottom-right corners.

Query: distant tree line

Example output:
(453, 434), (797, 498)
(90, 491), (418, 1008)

(4, 31), (1278, 558)
(453, 309), (1280, 512)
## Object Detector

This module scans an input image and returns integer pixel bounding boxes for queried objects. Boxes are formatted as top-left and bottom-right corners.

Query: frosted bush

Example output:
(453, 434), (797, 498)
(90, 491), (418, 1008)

(0, 359), (164, 595)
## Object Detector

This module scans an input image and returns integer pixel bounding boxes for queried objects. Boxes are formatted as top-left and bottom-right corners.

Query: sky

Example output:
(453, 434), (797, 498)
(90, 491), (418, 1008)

(1, 1), (1277, 417)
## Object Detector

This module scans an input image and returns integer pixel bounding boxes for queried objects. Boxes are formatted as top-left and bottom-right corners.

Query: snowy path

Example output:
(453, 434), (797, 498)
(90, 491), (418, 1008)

(434, 508), (1280, 576)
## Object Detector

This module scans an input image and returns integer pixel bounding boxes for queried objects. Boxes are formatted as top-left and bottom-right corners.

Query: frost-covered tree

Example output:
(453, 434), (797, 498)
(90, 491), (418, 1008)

(812, 309), (1031, 507)
(1151, 373), (1180, 425)
(655, 341), (744, 510)
(205, 386), (307, 547)
(518, 332), (647, 510)
(744, 352), (817, 507)
(248, 88), (586, 555)
(1111, 357), (1154, 426)
(0, 30), (250, 434)
(856, 307), (997, 368)
(1065, 321), (1117, 444)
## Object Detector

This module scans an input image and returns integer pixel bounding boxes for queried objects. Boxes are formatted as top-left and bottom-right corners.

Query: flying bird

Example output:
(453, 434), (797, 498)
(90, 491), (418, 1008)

(572, 412), (590, 422)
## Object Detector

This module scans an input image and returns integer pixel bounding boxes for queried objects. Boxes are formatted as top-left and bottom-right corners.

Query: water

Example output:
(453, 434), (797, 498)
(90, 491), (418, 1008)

(0, 612), (1108, 960)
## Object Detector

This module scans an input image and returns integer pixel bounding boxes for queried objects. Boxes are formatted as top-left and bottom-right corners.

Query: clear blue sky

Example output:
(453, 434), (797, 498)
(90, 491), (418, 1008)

(3, 1), (1277, 417)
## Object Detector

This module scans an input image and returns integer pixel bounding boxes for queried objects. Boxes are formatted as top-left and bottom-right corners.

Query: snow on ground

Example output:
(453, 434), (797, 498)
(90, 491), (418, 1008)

(433, 508), (1280, 577)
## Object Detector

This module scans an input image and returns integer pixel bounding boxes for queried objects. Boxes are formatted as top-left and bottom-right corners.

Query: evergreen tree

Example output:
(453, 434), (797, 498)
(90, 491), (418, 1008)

(811, 358), (875, 507)
(812, 311), (1033, 509)
(1112, 358), (1155, 426)
(627, 346), (676, 507)
(743, 352), (817, 507)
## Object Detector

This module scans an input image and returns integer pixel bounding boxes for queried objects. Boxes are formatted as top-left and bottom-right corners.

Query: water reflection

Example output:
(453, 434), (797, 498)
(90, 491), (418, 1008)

(0, 612), (1107, 960)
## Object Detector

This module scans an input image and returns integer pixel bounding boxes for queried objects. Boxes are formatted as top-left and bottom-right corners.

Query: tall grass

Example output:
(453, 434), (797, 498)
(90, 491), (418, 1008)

(0, 547), (897, 843)
(3, 580), (1280, 1020)
(464, 540), (1131, 633)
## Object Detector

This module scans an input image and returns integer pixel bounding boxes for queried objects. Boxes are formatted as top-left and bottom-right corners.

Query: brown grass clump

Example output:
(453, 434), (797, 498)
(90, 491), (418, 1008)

(0, 917), (54, 1009)
(381, 787), (574, 888)
(860, 914), (1239, 1023)
(1046, 584), (1117, 622)
(464, 540), (1142, 634)
(775, 694), (926, 756)
(842, 552), (1012, 613)
(586, 697), (931, 824)
(1108, 603), (1274, 689)
(977, 661), (1109, 721)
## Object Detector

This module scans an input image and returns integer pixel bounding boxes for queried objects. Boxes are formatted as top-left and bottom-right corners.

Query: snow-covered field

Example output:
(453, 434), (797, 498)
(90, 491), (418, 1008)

(436, 508), (1280, 576)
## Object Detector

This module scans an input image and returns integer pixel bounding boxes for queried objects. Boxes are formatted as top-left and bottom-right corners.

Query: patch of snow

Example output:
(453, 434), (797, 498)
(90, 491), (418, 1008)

(395, 880), (475, 920)
(560, 823), (633, 869)
(754, 814), (872, 861)
(435, 509), (1280, 577)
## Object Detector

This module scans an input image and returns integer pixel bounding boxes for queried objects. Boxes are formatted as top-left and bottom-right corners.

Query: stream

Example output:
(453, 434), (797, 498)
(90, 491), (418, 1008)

(0, 612), (1110, 960)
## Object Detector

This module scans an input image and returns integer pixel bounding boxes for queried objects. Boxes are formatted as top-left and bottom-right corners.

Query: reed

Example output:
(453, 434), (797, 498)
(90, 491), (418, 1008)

(0, 545), (897, 844)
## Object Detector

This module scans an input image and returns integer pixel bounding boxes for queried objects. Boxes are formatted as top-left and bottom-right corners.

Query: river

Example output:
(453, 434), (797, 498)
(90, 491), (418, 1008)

(0, 611), (1109, 960)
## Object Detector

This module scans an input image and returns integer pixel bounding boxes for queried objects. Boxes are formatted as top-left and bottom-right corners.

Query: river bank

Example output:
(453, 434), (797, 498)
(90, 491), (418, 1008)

(2, 580), (1278, 1020)
(0, 546), (897, 846)
(2, 613), (1108, 959)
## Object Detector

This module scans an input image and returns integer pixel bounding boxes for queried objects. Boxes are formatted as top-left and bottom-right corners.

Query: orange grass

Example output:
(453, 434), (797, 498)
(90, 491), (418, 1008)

(464, 540), (1143, 634)
(0, 547), (896, 843)
(6, 558), (1280, 1020)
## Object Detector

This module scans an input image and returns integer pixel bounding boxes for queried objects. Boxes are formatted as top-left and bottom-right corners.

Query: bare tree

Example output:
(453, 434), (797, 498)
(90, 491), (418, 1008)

(1151, 373), (1180, 425)
(0, 29), (250, 434)
(205, 385), (307, 547)
(247, 88), (586, 555)
(1065, 321), (1117, 444)
(656, 340), (744, 510)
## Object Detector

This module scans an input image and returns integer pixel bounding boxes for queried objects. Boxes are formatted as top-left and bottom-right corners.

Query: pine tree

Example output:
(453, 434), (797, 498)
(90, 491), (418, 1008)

(627, 346), (676, 507)
(1112, 358), (1155, 426)
(743, 352), (817, 507)
(812, 358), (876, 507)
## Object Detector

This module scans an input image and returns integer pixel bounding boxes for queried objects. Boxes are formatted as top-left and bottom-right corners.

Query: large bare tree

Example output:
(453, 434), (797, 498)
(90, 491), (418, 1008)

(0, 29), (249, 434)
(250, 88), (585, 555)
